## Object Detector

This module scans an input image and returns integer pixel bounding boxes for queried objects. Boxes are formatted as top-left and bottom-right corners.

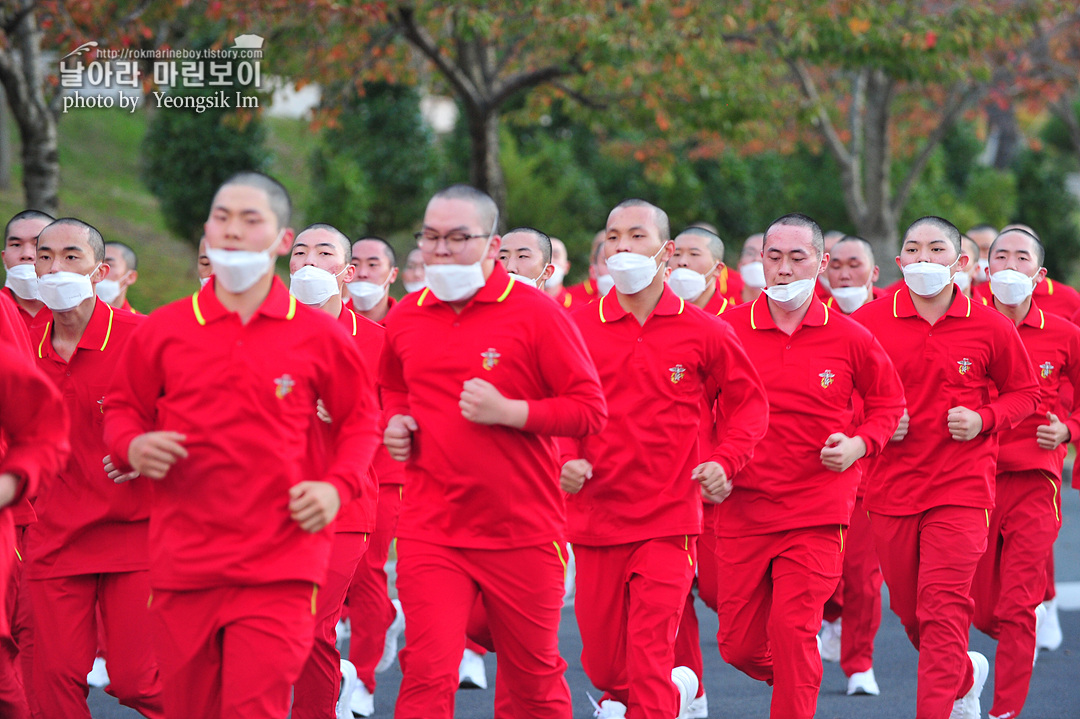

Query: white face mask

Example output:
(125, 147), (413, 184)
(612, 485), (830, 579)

(199, 276), (211, 288)
(830, 283), (871, 314)
(740, 261), (766, 289)
(207, 230), (285, 294)
(346, 275), (391, 311)
(38, 264), (101, 312)
(290, 265), (346, 307)
(4, 263), (40, 300)
(596, 273), (615, 296)
(422, 217), (496, 303)
(607, 245), (665, 295)
(403, 279), (425, 293)
(818, 274), (832, 290)
(425, 261), (486, 302)
(508, 270), (545, 289)
(668, 264), (716, 302)
(989, 268), (1037, 306)
(95, 278), (122, 304)
(977, 257), (990, 282)
(953, 271), (972, 293)
(762, 277), (816, 311)
(544, 265), (566, 288)
(902, 258), (957, 298)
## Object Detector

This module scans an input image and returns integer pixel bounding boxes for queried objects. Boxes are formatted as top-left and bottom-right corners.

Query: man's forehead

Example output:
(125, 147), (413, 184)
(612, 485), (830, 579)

(295, 229), (341, 250)
(501, 233), (539, 253)
(38, 224), (88, 248)
(674, 233), (708, 249)
(904, 225), (950, 244)
(7, 218), (50, 240)
(607, 205), (654, 230)
(993, 232), (1036, 254)
(831, 241), (869, 261)
(425, 197), (482, 228)
(765, 224), (814, 251)
(353, 239), (389, 260)
(213, 184), (272, 214)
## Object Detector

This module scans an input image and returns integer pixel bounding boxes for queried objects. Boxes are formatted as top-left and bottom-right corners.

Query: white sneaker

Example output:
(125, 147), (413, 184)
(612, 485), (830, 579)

(458, 648), (488, 689)
(1034, 602), (1047, 667)
(336, 618), (351, 645)
(590, 698), (627, 718)
(950, 651), (988, 719)
(846, 668), (880, 696)
(350, 681), (374, 717)
(1036, 598), (1063, 651)
(671, 665), (699, 719)
(686, 690), (708, 718)
(337, 659), (359, 719)
(86, 656), (110, 688)
(818, 619), (841, 663)
(564, 545), (577, 604)
(374, 599), (404, 674)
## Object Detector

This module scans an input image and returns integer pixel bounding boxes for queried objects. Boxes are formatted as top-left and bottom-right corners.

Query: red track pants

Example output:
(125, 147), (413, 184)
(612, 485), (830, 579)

(971, 470), (1061, 719)
(870, 506), (988, 719)
(715, 525), (843, 719)
(293, 531), (369, 719)
(28, 570), (164, 719)
(345, 484), (401, 692)
(575, 535), (697, 719)
(149, 580), (317, 719)
(394, 539), (571, 719)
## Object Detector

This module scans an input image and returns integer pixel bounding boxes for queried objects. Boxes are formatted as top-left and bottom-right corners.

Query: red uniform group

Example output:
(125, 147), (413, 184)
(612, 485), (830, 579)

(2, 179), (1078, 719)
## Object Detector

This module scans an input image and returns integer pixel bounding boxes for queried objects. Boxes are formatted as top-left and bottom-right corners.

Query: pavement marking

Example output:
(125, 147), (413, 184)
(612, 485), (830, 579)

(1058, 581), (1080, 611)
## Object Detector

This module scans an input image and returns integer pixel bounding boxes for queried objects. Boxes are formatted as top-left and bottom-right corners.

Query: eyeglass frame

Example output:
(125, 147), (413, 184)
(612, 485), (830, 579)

(413, 230), (494, 254)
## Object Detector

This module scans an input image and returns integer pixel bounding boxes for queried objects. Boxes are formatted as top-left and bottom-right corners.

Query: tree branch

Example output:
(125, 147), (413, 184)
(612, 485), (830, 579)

(490, 62), (573, 108)
(551, 79), (607, 110)
(891, 82), (986, 215)
(395, 5), (481, 107)
(787, 57), (852, 170)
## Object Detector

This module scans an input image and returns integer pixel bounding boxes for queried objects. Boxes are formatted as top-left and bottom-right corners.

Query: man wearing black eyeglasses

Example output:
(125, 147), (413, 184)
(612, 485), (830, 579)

(380, 184), (607, 719)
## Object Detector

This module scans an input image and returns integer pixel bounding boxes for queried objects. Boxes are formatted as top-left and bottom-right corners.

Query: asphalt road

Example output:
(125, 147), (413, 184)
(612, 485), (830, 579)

(87, 487), (1080, 718)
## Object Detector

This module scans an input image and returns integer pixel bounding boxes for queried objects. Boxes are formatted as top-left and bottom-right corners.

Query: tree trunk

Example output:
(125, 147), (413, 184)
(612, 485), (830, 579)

(465, 105), (506, 228)
(0, 5), (59, 214)
(983, 100), (1020, 170)
(0, 85), (10, 189)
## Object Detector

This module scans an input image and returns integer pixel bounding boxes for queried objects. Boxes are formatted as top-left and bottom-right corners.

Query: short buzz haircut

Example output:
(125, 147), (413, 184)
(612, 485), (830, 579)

(429, 184), (499, 233)
(42, 218), (105, 263)
(904, 216), (961, 256)
(765, 213), (824, 258)
(5, 210), (54, 240)
(504, 227), (552, 265)
(677, 226), (725, 263)
(688, 220), (718, 234)
(296, 223), (352, 261)
(833, 235), (875, 265)
(105, 241), (138, 271)
(218, 171), (291, 229)
(610, 198), (671, 241)
(990, 227), (1046, 267)
(354, 235), (396, 266)
(968, 223), (997, 235)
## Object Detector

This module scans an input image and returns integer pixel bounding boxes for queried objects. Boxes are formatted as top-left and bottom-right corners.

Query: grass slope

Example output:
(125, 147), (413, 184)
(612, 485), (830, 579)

(0, 108), (316, 312)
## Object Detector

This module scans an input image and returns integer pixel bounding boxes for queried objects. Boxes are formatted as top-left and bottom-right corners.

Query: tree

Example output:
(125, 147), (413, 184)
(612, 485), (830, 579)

(0, 0), (189, 213)
(203, 1), (733, 222)
(306, 82), (440, 237)
(0, 1), (60, 213)
(709, 1), (1031, 274)
(141, 79), (269, 243)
